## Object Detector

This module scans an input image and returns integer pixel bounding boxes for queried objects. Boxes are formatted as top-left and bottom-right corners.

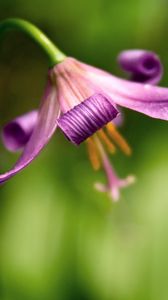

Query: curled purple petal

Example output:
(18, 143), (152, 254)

(0, 77), (60, 183)
(2, 110), (38, 152)
(80, 59), (168, 120)
(118, 50), (163, 85)
(57, 93), (119, 145)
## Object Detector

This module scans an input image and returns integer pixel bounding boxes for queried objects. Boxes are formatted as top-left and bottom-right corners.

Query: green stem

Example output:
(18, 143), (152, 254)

(0, 18), (66, 67)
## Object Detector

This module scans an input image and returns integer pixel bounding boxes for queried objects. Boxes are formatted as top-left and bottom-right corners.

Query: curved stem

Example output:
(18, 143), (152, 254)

(0, 18), (66, 67)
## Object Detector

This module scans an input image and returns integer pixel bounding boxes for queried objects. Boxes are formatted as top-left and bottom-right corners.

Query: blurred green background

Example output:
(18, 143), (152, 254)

(0, 0), (168, 299)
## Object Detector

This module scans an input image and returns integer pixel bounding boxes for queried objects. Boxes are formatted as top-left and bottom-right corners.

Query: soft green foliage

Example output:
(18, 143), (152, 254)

(0, 0), (168, 299)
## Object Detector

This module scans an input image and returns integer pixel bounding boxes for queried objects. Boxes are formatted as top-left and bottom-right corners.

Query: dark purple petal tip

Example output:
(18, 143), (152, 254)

(2, 110), (38, 152)
(57, 93), (119, 145)
(118, 50), (163, 85)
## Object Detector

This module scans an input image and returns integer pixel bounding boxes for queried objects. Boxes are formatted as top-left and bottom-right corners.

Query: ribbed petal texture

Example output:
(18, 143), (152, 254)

(57, 93), (118, 145)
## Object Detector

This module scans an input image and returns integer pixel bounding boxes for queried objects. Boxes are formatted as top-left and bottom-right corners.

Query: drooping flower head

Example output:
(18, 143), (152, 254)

(0, 18), (168, 201)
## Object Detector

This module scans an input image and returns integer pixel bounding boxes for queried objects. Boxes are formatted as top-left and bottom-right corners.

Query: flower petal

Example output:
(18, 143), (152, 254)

(82, 60), (168, 120)
(57, 93), (119, 145)
(102, 77), (168, 120)
(0, 79), (60, 183)
(112, 111), (123, 127)
(2, 110), (38, 152)
(118, 50), (163, 85)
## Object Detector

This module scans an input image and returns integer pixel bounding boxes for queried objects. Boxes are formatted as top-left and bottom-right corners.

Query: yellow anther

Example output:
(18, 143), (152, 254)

(86, 137), (101, 170)
(97, 129), (116, 154)
(106, 123), (132, 156)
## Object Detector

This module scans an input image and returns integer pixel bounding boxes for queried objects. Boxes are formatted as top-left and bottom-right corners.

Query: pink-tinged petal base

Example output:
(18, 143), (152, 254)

(0, 78), (60, 183)
(70, 57), (168, 121)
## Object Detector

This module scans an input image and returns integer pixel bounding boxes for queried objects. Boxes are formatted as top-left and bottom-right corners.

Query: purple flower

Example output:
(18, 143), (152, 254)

(0, 49), (167, 200)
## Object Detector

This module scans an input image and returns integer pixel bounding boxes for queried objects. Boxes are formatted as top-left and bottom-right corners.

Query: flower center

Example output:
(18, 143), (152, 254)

(57, 93), (118, 145)
(86, 123), (131, 171)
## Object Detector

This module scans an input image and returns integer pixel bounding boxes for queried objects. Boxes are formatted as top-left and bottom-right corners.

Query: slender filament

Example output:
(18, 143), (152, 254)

(106, 123), (132, 155)
(86, 138), (101, 170)
(97, 129), (116, 154)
